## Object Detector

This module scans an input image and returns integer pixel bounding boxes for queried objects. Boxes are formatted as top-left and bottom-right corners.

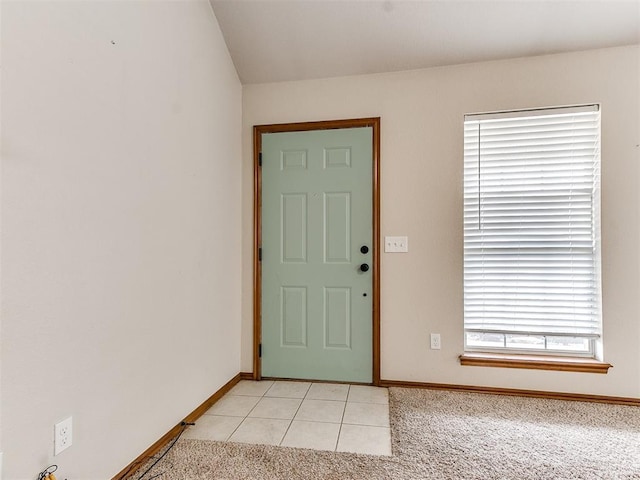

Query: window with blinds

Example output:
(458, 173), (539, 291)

(463, 105), (601, 357)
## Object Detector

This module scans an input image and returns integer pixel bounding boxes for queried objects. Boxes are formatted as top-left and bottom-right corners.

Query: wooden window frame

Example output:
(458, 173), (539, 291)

(459, 352), (612, 374)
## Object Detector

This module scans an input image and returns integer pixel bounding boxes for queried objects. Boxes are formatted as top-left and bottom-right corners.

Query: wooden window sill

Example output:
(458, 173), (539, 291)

(459, 352), (612, 374)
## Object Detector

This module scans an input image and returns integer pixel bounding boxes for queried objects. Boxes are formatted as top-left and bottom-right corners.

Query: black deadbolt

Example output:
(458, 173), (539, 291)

(360, 245), (369, 254)
(360, 263), (370, 272)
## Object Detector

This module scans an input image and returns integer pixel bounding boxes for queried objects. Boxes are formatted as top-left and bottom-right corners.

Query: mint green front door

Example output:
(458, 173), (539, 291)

(261, 127), (373, 383)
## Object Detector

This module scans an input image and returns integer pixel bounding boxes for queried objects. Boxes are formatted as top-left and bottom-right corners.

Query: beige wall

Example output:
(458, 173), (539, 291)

(1, 1), (242, 478)
(242, 45), (640, 398)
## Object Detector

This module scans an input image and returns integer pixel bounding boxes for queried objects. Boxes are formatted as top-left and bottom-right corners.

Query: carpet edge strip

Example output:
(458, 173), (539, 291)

(378, 379), (640, 406)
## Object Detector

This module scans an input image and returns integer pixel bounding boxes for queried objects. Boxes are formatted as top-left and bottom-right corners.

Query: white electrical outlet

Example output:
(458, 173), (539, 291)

(54, 416), (73, 455)
(430, 333), (441, 350)
(384, 236), (408, 253)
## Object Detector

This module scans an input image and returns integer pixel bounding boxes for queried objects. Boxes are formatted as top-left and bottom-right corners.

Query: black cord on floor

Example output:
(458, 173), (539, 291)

(135, 422), (194, 480)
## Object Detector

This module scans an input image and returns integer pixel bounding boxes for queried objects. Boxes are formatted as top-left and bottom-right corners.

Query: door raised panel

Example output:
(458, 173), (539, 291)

(324, 147), (351, 169)
(324, 192), (351, 264)
(281, 287), (307, 347)
(324, 287), (351, 349)
(281, 193), (307, 263)
(281, 149), (308, 170)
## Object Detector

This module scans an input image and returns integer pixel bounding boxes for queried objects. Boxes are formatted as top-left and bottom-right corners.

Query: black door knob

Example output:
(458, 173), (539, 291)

(360, 263), (370, 272)
(360, 245), (369, 254)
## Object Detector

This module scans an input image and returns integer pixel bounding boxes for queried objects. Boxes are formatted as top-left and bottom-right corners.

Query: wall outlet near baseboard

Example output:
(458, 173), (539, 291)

(430, 333), (441, 350)
(54, 416), (73, 455)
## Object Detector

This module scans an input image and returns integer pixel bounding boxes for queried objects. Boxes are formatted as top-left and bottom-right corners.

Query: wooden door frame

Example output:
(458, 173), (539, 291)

(253, 117), (381, 385)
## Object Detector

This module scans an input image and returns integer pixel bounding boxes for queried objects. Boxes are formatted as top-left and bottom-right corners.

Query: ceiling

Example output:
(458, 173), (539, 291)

(209, 0), (640, 85)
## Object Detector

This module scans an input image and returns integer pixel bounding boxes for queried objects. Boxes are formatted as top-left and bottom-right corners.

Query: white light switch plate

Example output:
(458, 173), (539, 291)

(385, 236), (408, 253)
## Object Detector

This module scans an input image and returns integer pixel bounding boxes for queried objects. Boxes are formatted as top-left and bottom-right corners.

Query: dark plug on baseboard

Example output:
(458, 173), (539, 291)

(181, 421), (196, 426)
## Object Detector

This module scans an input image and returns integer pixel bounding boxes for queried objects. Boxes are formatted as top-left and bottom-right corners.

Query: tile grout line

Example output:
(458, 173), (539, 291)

(224, 401), (258, 441)
(224, 417), (244, 442)
(226, 381), (273, 442)
(334, 385), (350, 452)
(341, 401), (392, 428)
(277, 381), (310, 446)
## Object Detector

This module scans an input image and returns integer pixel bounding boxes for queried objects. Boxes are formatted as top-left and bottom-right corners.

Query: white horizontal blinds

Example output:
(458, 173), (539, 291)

(463, 105), (601, 338)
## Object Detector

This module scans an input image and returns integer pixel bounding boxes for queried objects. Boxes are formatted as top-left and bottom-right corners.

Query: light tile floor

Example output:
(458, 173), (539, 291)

(183, 380), (392, 456)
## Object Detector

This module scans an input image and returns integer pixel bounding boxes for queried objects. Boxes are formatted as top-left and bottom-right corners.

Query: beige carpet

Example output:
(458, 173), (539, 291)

(130, 388), (640, 480)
